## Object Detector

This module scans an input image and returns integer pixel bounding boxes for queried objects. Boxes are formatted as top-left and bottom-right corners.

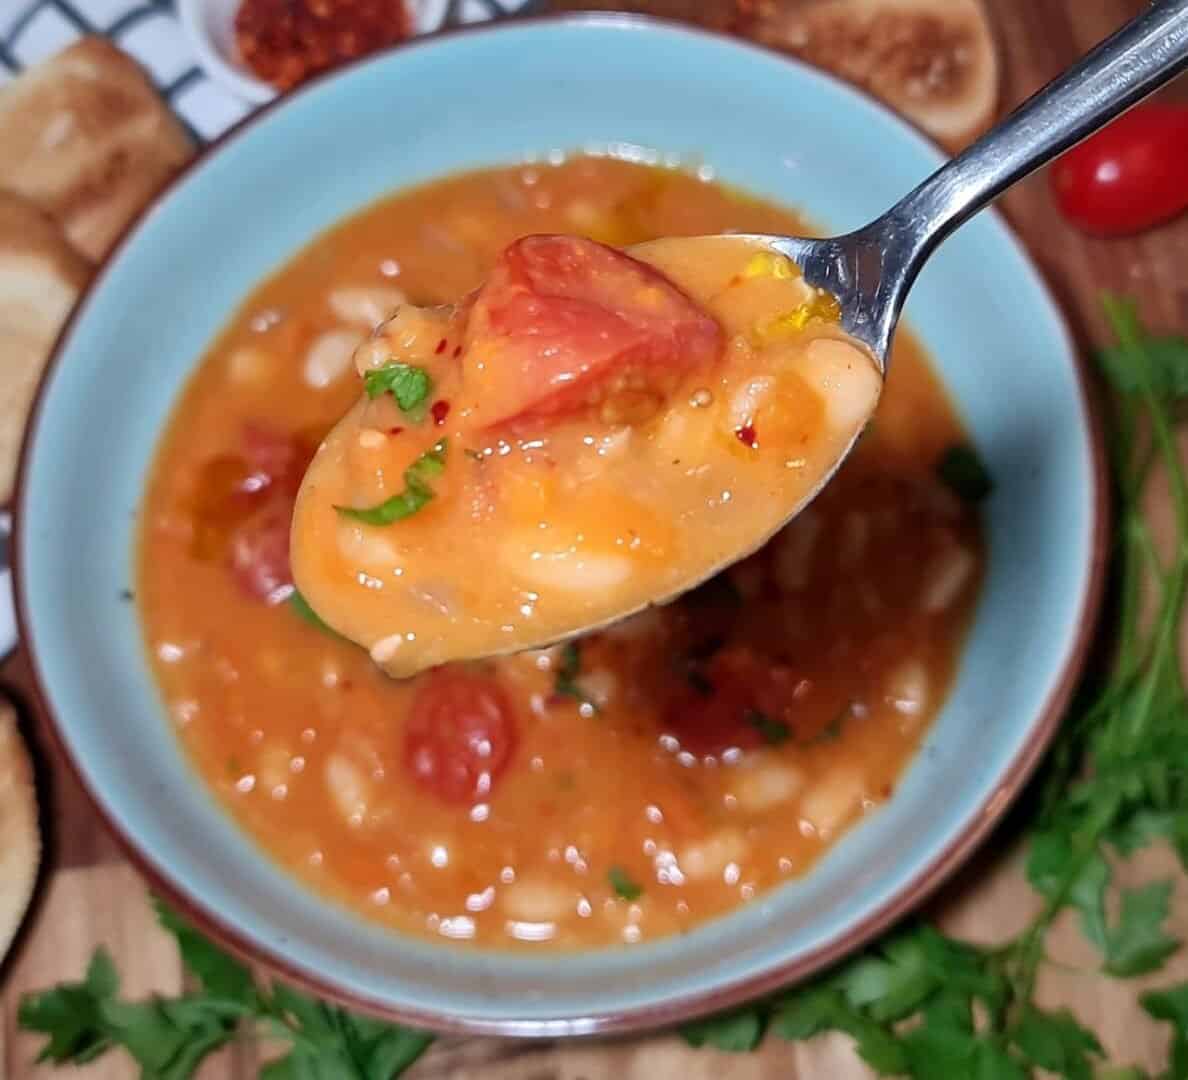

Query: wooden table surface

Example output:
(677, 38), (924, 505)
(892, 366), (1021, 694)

(4, 1), (1188, 1076)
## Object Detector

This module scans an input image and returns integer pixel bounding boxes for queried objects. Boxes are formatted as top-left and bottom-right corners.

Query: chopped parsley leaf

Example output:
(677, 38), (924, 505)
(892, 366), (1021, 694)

(554, 641), (599, 712)
(608, 866), (643, 901)
(288, 588), (341, 638)
(364, 362), (433, 420)
(335, 439), (448, 526)
(746, 709), (790, 746)
(936, 444), (993, 503)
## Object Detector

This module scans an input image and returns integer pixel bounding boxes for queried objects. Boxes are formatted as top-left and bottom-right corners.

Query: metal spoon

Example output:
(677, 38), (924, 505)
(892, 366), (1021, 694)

(757, 0), (1188, 374)
(301, 2), (1188, 674)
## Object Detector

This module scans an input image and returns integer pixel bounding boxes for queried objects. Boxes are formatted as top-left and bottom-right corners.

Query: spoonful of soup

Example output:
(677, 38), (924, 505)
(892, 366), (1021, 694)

(293, 1), (1188, 677)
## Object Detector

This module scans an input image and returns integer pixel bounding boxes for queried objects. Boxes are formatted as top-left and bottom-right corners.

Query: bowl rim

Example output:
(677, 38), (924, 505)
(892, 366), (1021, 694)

(11, 10), (1110, 1038)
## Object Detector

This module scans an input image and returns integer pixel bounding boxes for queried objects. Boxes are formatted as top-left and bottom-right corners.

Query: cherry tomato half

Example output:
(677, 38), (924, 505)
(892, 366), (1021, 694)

(404, 670), (519, 804)
(462, 235), (722, 428)
(1051, 103), (1188, 236)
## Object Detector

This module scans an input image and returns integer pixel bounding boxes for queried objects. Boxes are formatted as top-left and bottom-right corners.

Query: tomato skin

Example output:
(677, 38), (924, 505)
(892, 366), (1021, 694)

(190, 425), (320, 602)
(462, 234), (722, 428)
(1051, 103), (1188, 236)
(404, 670), (518, 804)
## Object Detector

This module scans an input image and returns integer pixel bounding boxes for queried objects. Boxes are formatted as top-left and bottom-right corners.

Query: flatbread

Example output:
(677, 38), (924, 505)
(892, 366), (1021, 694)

(738, 0), (1000, 152)
(0, 193), (91, 504)
(0, 37), (194, 261)
(0, 699), (40, 962)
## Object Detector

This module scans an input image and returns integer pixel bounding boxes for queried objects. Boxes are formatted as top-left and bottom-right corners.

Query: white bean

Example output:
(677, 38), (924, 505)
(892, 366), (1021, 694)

(800, 767), (866, 837)
(679, 828), (747, 882)
(921, 545), (977, 613)
(327, 286), (406, 328)
(325, 754), (370, 827)
(798, 337), (881, 433)
(886, 660), (930, 718)
(304, 329), (364, 389)
(500, 879), (573, 923)
(734, 761), (805, 814)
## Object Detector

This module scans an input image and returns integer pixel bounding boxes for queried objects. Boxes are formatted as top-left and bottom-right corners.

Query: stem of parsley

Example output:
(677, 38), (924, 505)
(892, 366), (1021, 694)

(680, 297), (1188, 1078)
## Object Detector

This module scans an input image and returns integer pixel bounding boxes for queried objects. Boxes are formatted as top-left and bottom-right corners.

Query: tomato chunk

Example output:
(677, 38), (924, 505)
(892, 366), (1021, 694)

(189, 425), (320, 602)
(227, 494), (295, 604)
(462, 235), (722, 428)
(663, 646), (815, 758)
(404, 670), (518, 804)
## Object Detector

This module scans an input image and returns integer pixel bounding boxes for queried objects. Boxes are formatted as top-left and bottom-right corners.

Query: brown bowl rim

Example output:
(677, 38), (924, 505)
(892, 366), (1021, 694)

(10, 10), (1110, 1039)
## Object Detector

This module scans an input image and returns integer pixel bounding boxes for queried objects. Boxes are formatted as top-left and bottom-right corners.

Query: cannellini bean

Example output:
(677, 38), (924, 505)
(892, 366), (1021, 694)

(325, 754), (370, 827)
(921, 545), (977, 613)
(304, 329), (364, 389)
(225, 346), (274, 386)
(256, 743), (291, 792)
(337, 520), (401, 571)
(327, 286), (406, 328)
(800, 766), (866, 837)
(797, 337), (881, 432)
(733, 761), (805, 814)
(500, 534), (633, 591)
(726, 375), (776, 430)
(772, 510), (822, 592)
(501, 879), (573, 923)
(679, 828), (747, 882)
(886, 660), (929, 717)
(578, 669), (618, 709)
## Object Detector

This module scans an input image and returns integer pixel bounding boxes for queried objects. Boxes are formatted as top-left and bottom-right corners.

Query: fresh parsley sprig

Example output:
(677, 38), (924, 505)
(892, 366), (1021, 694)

(336, 438), (448, 526)
(18, 900), (432, 1079)
(678, 297), (1188, 1078)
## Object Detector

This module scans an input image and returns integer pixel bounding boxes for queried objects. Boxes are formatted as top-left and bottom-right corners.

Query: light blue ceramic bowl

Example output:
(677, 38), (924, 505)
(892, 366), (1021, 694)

(15, 15), (1105, 1036)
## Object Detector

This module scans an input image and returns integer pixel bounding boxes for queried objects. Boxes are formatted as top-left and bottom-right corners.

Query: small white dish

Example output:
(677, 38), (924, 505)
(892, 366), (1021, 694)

(177, 0), (277, 106)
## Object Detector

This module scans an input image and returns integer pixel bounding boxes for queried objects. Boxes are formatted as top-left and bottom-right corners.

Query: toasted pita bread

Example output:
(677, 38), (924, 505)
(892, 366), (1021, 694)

(738, 0), (1000, 152)
(0, 699), (40, 962)
(0, 193), (92, 504)
(0, 37), (194, 261)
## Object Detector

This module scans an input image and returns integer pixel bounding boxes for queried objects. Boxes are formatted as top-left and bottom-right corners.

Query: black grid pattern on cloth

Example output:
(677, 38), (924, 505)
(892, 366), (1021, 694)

(0, 0), (540, 144)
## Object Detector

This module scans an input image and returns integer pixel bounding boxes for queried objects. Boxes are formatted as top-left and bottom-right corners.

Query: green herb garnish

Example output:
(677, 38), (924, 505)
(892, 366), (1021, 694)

(363, 362), (433, 420)
(608, 866), (643, 901)
(335, 438), (448, 526)
(746, 709), (790, 746)
(678, 297), (1188, 1077)
(19, 901), (432, 1078)
(287, 587), (341, 637)
(936, 444), (993, 503)
(554, 641), (599, 712)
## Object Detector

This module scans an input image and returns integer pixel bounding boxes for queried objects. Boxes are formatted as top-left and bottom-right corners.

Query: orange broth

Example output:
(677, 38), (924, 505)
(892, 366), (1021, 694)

(138, 157), (984, 949)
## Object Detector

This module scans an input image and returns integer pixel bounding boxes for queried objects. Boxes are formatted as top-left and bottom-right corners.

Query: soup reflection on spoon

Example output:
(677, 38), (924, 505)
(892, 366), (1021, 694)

(292, 234), (880, 677)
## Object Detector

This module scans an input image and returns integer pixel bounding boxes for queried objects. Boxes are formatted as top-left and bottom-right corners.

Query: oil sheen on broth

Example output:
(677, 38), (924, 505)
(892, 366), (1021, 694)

(292, 232), (880, 676)
(138, 157), (984, 949)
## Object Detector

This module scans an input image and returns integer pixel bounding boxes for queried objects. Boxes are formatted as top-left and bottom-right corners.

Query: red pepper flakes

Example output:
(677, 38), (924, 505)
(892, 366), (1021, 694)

(234, 0), (410, 93)
(388, 426), (404, 436)
(452, 345), (462, 359)
(431, 400), (451, 425)
(735, 423), (759, 449)
(435, 338), (447, 355)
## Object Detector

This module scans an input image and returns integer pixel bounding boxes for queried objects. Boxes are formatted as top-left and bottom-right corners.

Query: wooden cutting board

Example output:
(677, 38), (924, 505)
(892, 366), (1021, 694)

(3, 1), (1188, 1076)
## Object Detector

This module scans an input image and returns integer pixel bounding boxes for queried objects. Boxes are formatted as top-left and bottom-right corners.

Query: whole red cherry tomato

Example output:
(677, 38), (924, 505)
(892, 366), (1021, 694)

(1050, 103), (1188, 236)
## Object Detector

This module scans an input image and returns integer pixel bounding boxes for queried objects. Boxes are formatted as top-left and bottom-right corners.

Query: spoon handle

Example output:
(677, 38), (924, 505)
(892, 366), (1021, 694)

(844, 0), (1188, 359)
